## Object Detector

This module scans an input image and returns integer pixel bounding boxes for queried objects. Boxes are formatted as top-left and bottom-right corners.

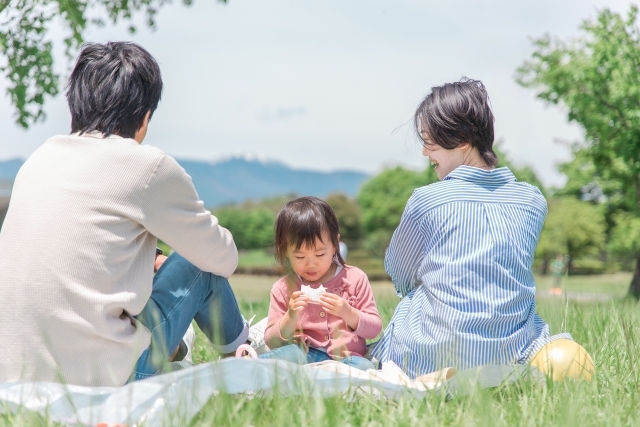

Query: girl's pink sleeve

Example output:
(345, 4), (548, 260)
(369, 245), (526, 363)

(351, 273), (383, 339)
(264, 280), (291, 349)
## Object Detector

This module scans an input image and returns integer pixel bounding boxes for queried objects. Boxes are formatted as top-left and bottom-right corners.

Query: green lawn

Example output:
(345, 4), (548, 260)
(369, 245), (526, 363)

(237, 249), (276, 269)
(4, 274), (640, 426)
(192, 274), (640, 427)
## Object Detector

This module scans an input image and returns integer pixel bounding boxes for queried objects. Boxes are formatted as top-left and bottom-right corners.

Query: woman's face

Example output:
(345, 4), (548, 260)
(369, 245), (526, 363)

(421, 135), (467, 180)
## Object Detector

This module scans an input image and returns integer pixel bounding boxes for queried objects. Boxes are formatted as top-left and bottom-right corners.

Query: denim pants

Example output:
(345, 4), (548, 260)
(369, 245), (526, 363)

(259, 344), (375, 371)
(132, 252), (249, 380)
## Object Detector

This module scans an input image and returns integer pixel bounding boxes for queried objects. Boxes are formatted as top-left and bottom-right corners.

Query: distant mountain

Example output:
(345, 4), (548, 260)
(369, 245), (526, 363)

(0, 159), (23, 181)
(0, 156), (370, 207)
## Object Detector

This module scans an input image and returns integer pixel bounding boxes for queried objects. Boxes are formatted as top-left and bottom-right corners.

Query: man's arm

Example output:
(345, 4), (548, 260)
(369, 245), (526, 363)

(140, 154), (238, 277)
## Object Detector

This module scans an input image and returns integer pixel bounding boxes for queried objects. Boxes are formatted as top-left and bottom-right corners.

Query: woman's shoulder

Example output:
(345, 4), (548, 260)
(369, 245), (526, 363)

(403, 180), (457, 216)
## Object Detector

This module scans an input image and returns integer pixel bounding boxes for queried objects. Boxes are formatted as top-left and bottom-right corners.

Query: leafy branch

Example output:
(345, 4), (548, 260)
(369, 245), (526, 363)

(0, 0), (226, 128)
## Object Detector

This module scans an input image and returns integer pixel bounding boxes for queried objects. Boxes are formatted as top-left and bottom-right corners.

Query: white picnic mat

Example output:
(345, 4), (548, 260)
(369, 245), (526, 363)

(0, 358), (544, 427)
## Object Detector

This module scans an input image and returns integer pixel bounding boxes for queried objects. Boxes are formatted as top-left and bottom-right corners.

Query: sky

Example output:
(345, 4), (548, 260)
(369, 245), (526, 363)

(0, 0), (635, 186)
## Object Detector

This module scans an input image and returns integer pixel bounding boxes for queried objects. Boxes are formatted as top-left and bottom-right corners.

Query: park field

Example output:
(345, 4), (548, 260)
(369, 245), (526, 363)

(3, 273), (640, 426)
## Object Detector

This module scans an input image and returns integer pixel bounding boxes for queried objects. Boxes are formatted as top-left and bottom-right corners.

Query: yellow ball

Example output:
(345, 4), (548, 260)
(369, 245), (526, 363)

(529, 339), (595, 381)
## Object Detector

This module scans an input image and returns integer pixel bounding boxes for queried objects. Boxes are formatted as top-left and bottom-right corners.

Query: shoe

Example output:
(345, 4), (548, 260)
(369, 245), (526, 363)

(247, 317), (270, 355)
(175, 323), (195, 364)
(235, 343), (258, 359)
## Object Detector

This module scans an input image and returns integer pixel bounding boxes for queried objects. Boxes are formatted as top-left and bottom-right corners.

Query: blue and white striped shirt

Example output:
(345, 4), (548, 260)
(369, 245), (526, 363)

(371, 166), (571, 377)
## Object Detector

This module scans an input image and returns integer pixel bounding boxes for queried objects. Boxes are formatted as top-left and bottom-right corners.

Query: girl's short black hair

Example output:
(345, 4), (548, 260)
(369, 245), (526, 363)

(414, 78), (498, 167)
(274, 196), (344, 275)
(66, 42), (163, 139)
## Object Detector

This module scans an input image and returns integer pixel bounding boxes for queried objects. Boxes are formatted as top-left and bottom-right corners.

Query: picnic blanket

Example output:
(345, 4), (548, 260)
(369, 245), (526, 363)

(0, 358), (545, 427)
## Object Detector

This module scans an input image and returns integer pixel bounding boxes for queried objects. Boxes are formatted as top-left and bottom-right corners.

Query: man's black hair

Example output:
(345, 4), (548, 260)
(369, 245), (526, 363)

(414, 78), (498, 167)
(66, 42), (163, 138)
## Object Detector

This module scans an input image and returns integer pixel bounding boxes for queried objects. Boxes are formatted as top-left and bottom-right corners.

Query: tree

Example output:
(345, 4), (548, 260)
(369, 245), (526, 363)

(357, 166), (438, 257)
(609, 212), (640, 270)
(0, 0), (226, 127)
(494, 142), (546, 193)
(536, 197), (606, 274)
(516, 5), (640, 296)
(213, 206), (274, 250)
(325, 193), (363, 248)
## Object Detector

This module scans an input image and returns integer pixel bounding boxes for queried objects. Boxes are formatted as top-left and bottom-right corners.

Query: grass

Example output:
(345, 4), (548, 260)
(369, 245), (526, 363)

(4, 274), (640, 426)
(190, 278), (640, 427)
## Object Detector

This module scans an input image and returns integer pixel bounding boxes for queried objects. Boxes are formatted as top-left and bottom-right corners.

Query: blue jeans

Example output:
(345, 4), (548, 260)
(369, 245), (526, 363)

(259, 344), (375, 371)
(132, 252), (249, 380)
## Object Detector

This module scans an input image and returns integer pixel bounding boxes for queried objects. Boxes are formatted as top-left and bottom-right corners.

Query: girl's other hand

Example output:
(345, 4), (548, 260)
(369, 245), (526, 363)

(287, 291), (308, 318)
(320, 292), (360, 330)
(320, 292), (352, 319)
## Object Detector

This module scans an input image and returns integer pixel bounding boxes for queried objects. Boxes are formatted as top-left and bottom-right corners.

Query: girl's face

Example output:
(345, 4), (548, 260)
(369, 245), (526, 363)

(421, 134), (468, 180)
(287, 233), (337, 285)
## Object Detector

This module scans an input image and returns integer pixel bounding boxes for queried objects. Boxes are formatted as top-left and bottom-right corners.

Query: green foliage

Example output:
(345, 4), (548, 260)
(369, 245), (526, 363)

(325, 193), (363, 248)
(494, 143), (546, 192)
(557, 148), (635, 239)
(357, 165), (438, 258)
(516, 5), (640, 213)
(213, 206), (274, 250)
(236, 194), (297, 216)
(0, 0), (226, 127)
(608, 212), (640, 269)
(358, 166), (438, 235)
(536, 198), (606, 270)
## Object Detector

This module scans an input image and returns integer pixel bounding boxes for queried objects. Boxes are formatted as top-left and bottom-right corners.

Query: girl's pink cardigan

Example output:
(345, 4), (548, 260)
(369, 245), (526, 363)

(264, 265), (383, 358)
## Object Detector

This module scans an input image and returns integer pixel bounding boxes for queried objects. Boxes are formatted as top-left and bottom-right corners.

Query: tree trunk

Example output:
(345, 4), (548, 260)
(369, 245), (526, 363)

(629, 176), (640, 298)
(628, 251), (640, 298)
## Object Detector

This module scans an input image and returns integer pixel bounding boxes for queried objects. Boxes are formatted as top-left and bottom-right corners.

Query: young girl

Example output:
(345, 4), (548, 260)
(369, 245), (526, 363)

(259, 196), (382, 371)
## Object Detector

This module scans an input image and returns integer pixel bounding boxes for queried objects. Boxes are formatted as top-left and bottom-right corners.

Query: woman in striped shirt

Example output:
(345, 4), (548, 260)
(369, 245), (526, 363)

(371, 78), (593, 379)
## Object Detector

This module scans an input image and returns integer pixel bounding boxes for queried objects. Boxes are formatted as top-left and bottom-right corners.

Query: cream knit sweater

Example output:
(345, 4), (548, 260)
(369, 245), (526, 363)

(0, 133), (238, 387)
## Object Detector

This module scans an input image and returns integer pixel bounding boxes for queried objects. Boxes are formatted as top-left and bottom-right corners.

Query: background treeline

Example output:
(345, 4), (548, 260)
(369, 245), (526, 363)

(208, 144), (630, 279)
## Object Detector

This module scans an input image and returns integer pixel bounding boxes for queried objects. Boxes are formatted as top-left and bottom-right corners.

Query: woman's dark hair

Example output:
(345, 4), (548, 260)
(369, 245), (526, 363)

(414, 78), (498, 167)
(274, 196), (344, 275)
(66, 42), (163, 139)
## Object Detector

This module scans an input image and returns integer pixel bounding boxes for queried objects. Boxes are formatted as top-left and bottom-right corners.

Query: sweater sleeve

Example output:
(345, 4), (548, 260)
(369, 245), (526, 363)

(350, 272), (383, 340)
(140, 153), (238, 277)
(264, 279), (292, 349)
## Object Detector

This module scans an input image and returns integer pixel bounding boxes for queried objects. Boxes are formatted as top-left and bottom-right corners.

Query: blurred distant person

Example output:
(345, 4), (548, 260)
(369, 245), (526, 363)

(549, 254), (567, 295)
(0, 42), (249, 387)
(339, 241), (348, 261)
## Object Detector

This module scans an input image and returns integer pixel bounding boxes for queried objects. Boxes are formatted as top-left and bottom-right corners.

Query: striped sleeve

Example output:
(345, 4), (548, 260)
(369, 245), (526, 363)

(384, 193), (426, 297)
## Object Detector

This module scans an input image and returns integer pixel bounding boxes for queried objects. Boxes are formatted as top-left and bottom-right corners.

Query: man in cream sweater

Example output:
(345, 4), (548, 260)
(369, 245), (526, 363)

(0, 42), (249, 387)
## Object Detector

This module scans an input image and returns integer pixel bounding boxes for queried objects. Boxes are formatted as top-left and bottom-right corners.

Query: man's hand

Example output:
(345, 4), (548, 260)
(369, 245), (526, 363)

(320, 293), (360, 330)
(154, 255), (168, 272)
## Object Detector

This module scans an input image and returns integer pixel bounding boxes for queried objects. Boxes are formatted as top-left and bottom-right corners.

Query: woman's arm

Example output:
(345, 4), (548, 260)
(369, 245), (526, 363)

(385, 194), (425, 297)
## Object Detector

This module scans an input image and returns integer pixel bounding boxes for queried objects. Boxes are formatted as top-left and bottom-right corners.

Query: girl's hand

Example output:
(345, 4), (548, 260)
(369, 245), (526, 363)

(287, 291), (308, 318)
(320, 293), (360, 330)
(154, 255), (168, 272)
(279, 291), (309, 339)
(319, 292), (351, 318)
